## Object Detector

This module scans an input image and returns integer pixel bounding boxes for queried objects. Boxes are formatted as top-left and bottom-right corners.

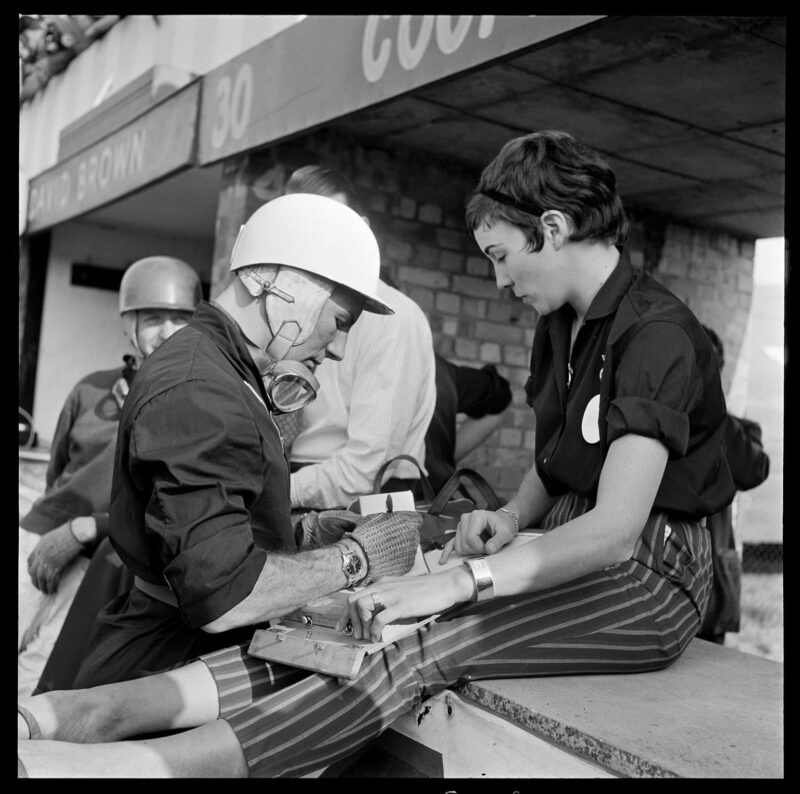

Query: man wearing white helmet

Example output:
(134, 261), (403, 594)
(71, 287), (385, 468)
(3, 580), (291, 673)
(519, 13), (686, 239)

(18, 256), (201, 698)
(71, 194), (422, 689)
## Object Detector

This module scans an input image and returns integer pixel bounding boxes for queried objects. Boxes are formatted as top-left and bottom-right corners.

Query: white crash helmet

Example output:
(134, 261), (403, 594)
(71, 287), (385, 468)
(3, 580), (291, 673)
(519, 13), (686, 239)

(229, 193), (392, 316)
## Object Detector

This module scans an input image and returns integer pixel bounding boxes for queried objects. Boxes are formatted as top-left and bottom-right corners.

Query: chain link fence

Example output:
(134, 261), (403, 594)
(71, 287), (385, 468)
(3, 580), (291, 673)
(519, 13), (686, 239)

(742, 542), (782, 574)
(729, 542), (783, 662)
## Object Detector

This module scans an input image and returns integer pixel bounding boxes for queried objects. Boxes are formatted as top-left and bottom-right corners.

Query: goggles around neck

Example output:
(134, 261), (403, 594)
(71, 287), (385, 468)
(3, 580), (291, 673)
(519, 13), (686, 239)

(263, 359), (320, 414)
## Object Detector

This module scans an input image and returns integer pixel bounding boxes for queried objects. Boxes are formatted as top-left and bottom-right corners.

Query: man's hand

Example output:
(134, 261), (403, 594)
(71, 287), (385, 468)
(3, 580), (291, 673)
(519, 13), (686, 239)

(296, 509), (364, 548)
(349, 510), (422, 583)
(27, 522), (84, 594)
(296, 509), (422, 582)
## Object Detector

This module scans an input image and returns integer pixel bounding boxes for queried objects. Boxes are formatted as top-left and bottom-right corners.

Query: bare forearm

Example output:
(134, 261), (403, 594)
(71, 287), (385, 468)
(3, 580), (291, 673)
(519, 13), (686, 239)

(202, 545), (351, 633)
(488, 507), (633, 596)
(454, 414), (504, 461)
(489, 435), (669, 597)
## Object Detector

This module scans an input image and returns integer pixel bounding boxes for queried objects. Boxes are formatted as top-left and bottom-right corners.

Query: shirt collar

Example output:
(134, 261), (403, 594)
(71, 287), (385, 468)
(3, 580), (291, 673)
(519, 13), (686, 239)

(547, 246), (635, 337)
(583, 247), (635, 323)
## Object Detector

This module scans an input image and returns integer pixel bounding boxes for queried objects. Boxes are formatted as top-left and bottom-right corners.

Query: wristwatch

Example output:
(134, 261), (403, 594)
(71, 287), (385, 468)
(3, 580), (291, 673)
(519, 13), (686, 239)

(335, 539), (365, 588)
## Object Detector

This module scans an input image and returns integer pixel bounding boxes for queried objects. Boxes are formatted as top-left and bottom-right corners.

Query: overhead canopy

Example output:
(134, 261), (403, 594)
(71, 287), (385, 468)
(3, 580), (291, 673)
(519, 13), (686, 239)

(328, 15), (785, 240)
(44, 15), (783, 242)
(198, 14), (784, 240)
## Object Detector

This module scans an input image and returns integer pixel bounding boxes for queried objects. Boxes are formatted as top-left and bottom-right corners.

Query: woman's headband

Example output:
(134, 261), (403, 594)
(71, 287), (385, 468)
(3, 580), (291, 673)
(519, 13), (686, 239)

(479, 188), (545, 217)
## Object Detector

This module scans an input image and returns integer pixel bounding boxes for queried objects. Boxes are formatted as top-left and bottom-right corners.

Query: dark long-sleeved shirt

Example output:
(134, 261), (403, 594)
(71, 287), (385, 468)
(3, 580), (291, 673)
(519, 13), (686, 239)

(20, 367), (124, 538)
(76, 302), (294, 687)
(526, 249), (736, 519)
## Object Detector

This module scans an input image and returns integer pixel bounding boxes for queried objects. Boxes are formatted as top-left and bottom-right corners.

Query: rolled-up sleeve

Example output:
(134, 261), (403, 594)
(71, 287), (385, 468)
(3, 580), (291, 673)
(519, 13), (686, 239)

(457, 363), (513, 418)
(130, 380), (269, 627)
(605, 321), (703, 457)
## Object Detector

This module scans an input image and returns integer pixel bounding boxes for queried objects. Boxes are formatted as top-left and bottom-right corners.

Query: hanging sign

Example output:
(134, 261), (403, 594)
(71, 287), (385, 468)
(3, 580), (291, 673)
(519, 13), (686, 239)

(26, 81), (201, 233)
(198, 15), (604, 164)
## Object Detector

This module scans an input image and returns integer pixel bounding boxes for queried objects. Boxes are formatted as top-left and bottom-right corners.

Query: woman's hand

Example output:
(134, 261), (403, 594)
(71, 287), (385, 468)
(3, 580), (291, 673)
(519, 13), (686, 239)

(439, 508), (517, 564)
(335, 567), (473, 643)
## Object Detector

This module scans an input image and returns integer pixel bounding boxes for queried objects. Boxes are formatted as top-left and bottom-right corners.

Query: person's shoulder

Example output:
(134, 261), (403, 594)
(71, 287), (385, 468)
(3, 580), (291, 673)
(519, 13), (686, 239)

(72, 366), (126, 391)
(612, 271), (702, 350)
(130, 330), (217, 402)
(377, 280), (428, 319)
(346, 280), (430, 341)
(625, 271), (697, 325)
(129, 362), (255, 426)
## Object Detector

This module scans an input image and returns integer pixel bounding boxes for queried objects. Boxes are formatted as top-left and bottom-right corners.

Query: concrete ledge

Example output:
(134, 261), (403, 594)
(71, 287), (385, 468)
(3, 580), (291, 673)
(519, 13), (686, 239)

(457, 638), (783, 778)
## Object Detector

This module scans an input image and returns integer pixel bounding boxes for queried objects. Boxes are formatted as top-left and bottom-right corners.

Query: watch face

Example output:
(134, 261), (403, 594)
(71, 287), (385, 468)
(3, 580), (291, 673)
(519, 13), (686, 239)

(344, 552), (362, 577)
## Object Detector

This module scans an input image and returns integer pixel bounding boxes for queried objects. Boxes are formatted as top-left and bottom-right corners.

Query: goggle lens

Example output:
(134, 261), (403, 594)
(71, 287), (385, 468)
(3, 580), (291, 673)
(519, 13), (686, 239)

(269, 369), (319, 413)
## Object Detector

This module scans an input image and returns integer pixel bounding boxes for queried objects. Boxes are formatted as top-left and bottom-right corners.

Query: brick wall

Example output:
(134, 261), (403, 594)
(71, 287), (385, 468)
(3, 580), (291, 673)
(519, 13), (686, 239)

(644, 222), (755, 396)
(211, 129), (755, 500)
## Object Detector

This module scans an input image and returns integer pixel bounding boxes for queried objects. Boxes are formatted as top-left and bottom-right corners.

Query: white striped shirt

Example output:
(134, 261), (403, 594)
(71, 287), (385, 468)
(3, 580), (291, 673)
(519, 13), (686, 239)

(289, 280), (436, 508)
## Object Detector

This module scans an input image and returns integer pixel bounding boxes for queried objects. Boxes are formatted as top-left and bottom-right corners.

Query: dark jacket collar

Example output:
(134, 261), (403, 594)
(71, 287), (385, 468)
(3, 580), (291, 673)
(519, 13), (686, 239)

(190, 301), (267, 398)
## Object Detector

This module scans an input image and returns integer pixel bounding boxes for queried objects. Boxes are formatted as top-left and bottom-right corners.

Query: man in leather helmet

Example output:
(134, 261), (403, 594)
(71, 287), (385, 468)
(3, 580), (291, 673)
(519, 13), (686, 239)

(18, 256), (202, 698)
(71, 194), (422, 689)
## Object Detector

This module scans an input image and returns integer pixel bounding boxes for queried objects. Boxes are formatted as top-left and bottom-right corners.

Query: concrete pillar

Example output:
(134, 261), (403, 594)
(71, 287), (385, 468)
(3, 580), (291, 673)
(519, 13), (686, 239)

(649, 223), (756, 397)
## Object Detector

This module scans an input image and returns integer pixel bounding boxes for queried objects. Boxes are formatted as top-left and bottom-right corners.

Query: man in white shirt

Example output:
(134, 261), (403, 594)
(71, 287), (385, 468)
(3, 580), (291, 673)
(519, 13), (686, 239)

(290, 276), (436, 508)
(282, 166), (436, 509)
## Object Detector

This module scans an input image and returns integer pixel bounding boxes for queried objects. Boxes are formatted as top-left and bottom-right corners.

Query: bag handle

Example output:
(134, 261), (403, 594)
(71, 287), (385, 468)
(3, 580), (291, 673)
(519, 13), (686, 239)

(428, 468), (502, 515)
(372, 454), (436, 503)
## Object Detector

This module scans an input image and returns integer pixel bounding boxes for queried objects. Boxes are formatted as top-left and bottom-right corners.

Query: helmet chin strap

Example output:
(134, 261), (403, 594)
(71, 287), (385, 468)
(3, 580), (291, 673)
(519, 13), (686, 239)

(236, 265), (332, 414)
(264, 321), (301, 361)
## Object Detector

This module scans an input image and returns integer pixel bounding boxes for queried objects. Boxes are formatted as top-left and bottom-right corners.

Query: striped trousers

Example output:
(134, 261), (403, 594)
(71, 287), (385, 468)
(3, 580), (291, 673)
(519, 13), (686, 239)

(202, 494), (711, 777)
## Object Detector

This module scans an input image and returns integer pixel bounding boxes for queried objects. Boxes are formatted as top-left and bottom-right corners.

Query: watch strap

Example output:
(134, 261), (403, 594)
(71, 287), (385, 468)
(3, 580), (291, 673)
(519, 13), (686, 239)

(335, 539), (364, 587)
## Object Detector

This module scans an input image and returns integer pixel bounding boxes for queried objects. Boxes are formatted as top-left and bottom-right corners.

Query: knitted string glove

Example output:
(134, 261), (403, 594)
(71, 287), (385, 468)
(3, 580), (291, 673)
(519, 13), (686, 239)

(346, 510), (422, 584)
(27, 521), (84, 594)
(295, 509), (365, 549)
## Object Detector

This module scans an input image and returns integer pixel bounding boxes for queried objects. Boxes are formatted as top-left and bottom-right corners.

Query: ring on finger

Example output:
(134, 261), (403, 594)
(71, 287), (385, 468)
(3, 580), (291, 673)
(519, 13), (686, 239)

(370, 593), (384, 614)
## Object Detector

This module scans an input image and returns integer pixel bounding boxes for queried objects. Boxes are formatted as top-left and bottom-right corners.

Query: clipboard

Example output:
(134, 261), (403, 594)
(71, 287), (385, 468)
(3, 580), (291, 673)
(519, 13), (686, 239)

(248, 533), (542, 679)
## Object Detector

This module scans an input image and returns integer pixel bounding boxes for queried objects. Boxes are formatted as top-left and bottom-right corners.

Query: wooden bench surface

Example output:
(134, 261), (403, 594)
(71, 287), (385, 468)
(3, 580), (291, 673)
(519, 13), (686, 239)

(457, 638), (783, 778)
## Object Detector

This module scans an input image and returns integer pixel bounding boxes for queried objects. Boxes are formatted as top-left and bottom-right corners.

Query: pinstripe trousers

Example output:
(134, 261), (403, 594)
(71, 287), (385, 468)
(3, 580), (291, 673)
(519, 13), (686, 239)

(202, 494), (711, 777)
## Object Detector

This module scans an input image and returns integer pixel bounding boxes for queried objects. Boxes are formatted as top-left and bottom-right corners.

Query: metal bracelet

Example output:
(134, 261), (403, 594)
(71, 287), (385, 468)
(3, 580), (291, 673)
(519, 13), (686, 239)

(462, 557), (495, 602)
(496, 506), (519, 535)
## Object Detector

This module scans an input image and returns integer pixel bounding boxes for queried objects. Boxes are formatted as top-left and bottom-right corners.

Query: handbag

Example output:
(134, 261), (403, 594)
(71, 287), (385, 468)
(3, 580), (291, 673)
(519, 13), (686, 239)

(371, 455), (502, 551)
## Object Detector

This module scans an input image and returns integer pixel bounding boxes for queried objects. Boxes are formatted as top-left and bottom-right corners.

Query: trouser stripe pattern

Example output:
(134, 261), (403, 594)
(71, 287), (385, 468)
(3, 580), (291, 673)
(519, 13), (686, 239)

(203, 647), (308, 716)
(202, 498), (710, 776)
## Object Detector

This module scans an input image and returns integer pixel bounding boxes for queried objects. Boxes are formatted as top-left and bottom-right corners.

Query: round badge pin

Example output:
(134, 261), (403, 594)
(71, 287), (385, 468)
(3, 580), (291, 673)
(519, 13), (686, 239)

(581, 394), (601, 444)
